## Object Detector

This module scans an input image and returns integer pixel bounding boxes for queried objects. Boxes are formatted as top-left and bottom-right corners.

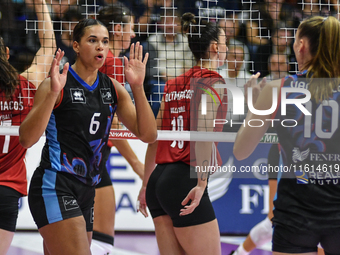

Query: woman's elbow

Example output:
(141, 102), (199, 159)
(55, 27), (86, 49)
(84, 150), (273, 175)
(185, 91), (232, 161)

(139, 130), (157, 144)
(19, 136), (34, 149)
(19, 129), (36, 149)
(233, 145), (249, 161)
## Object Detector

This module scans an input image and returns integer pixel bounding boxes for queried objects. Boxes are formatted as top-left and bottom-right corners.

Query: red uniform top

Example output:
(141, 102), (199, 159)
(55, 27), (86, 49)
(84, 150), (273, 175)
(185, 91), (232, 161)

(156, 66), (227, 166)
(0, 75), (36, 195)
(99, 50), (125, 85)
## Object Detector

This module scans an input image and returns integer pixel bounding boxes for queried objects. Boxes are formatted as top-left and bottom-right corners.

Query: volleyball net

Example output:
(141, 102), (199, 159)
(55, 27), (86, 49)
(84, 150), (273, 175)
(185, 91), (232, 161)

(0, 0), (338, 143)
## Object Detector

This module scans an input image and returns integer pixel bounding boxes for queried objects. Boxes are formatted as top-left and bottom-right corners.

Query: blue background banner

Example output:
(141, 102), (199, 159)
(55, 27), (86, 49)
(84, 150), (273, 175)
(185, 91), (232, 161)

(211, 142), (273, 234)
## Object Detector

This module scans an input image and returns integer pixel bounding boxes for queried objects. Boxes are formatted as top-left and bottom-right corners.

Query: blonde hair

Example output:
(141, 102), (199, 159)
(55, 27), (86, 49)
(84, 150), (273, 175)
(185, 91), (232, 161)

(298, 16), (340, 102)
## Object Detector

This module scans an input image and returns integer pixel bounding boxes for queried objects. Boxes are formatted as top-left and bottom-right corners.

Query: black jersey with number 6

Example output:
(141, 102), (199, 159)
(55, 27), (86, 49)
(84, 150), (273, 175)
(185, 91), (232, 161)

(39, 67), (118, 186)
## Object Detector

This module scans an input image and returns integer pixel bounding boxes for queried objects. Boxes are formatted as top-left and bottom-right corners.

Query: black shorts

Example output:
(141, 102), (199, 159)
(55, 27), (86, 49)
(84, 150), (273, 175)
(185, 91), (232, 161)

(267, 144), (279, 180)
(273, 224), (340, 255)
(28, 167), (95, 231)
(0, 185), (21, 232)
(146, 162), (216, 228)
(95, 167), (112, 189)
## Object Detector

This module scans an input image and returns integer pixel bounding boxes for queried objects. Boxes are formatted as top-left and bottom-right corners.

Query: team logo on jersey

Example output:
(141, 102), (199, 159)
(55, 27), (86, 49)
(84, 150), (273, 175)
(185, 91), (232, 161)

(62, 196), (79, 211)
(292, 147), (310, 163)
(70, 88), (86, 103)
(292, 147), (310, 184)
(198, 85), (222, 106)
(100, 88), (114, 104)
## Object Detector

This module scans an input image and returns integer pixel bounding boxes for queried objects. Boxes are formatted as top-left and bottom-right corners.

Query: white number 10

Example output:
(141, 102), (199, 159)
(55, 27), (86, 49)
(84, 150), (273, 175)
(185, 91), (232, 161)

(304, 100), (339, 139)
(170, 115), (184, 149)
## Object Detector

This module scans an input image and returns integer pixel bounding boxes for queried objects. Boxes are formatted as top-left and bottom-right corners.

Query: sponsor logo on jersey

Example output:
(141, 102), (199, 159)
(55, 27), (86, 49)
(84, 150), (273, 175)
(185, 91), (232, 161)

(62, 196), (79, 211)
(198, 85), (222, 107)
(70, 88), (86, 103)
(292, 147), (310, 184)
(292, 147), (310, 163)
(100, 88), (114, 104)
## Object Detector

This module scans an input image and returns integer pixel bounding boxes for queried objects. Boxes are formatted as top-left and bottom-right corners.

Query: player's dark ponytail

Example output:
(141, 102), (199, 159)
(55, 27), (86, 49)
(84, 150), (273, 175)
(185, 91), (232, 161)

(181, 12), (221, 62)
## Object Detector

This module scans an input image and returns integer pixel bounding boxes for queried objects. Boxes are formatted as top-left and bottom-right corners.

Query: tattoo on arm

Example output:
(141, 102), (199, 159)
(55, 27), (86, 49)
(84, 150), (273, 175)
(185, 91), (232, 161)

(200, 160), (209, 181)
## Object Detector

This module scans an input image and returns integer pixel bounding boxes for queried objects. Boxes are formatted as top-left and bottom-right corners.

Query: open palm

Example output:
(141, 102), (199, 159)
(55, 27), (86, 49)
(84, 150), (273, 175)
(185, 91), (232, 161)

(124, 42), (149, 88)
(50, 49), (69, 94)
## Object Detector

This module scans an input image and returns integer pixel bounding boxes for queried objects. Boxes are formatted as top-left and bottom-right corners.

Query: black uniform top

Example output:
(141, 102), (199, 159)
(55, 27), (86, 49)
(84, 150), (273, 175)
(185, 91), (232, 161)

(273, 71), (340, 230)
(39, 66), (118, 186)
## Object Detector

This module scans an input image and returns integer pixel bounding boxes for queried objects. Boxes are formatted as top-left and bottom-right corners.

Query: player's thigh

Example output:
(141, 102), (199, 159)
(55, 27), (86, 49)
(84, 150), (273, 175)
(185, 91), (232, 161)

(93, 184), (115, 235)
(174, 219), (221, 255)
(28, 168), (95, 232)
(0, 185), (21, 232)
(153, 215), (185, 255)
(0, 228), (14, 255)
(39, 216), (91, 255)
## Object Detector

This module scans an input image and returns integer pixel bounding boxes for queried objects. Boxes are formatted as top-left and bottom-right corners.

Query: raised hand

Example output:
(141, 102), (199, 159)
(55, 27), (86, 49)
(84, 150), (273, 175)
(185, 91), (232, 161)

(244, 72), (267, 106)
(124, 42), (149, 89)
(50, 49), (69, 94)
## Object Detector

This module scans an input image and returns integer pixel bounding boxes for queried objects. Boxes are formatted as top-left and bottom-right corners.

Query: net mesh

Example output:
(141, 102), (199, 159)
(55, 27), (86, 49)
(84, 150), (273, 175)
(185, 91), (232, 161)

(0, 0), (338, 142)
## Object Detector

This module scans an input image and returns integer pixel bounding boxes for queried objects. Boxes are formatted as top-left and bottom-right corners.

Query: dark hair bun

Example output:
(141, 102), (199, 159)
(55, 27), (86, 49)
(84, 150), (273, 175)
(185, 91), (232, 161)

(181, 12), (196, 34)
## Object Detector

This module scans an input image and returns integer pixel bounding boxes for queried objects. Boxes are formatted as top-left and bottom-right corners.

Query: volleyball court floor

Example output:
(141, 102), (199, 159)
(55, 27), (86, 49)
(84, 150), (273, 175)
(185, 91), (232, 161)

(8, 231), (272, 255)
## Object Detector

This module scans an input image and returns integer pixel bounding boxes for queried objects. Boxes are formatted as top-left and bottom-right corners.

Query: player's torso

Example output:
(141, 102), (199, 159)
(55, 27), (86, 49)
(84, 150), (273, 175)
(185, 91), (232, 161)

(274, 72), (340, 229)
(40, 68), (118, 186)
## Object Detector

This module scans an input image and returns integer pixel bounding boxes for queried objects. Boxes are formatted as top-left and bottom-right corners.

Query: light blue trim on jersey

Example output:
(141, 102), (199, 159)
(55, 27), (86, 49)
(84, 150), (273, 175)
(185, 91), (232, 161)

(42, 170), (63, 224)
(69, 66), (99, 91)
(46, 113), (62, 170)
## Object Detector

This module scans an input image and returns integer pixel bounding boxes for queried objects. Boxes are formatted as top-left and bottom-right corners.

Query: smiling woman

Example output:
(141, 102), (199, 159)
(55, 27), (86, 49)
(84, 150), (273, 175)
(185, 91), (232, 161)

(18, 18), (156, 255)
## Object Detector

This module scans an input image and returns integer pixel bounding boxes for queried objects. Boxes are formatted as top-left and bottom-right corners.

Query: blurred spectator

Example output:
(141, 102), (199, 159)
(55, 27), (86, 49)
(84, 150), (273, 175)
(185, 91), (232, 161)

(49, 0), (77, 19)
(98, 2), (136, 84)
(0, 0), (16, 43)
(131, 0), (175, 42)
(147, 8), (194, 82)
(55, 7), (84, 69)
(266, 53), (289, 80)
(2, 0), (36, 72)
(300, 0), (335, 19)
(179, 0), (241, 17)
(25, 0), (76, 54)
(253, 23), (295, 77)
(245, 0), (296, 58)
(146, 8), (194, 115)
(218, 45), (251, 123)
(219, 17), (251, 71)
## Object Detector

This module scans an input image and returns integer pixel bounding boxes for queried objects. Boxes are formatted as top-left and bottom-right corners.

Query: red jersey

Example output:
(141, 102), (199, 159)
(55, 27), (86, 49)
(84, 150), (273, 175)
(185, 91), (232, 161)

(99, 50), (125, 85)
(0, 75), (36, 195)
(156, 66), (227, 166)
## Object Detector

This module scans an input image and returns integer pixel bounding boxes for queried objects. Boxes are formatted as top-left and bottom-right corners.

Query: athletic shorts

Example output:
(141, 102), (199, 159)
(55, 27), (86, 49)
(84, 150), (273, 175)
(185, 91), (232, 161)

(273, 224), (340, 255)
(146, 161), (216, 228)
(95, 167), (112, 189)
(0, 185), (21, 232)
(28, 167), (95, 231)
(267, 144), (279, 180)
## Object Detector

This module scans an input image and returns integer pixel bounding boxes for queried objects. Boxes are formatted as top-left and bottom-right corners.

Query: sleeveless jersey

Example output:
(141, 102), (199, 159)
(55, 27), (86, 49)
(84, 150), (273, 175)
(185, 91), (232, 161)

(273, 71), (340, 230)
(0, 75), (36, 195)
(99, 50), (124, 85)
(156, 66), (227, 166)
(39, 67), (118, 186)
